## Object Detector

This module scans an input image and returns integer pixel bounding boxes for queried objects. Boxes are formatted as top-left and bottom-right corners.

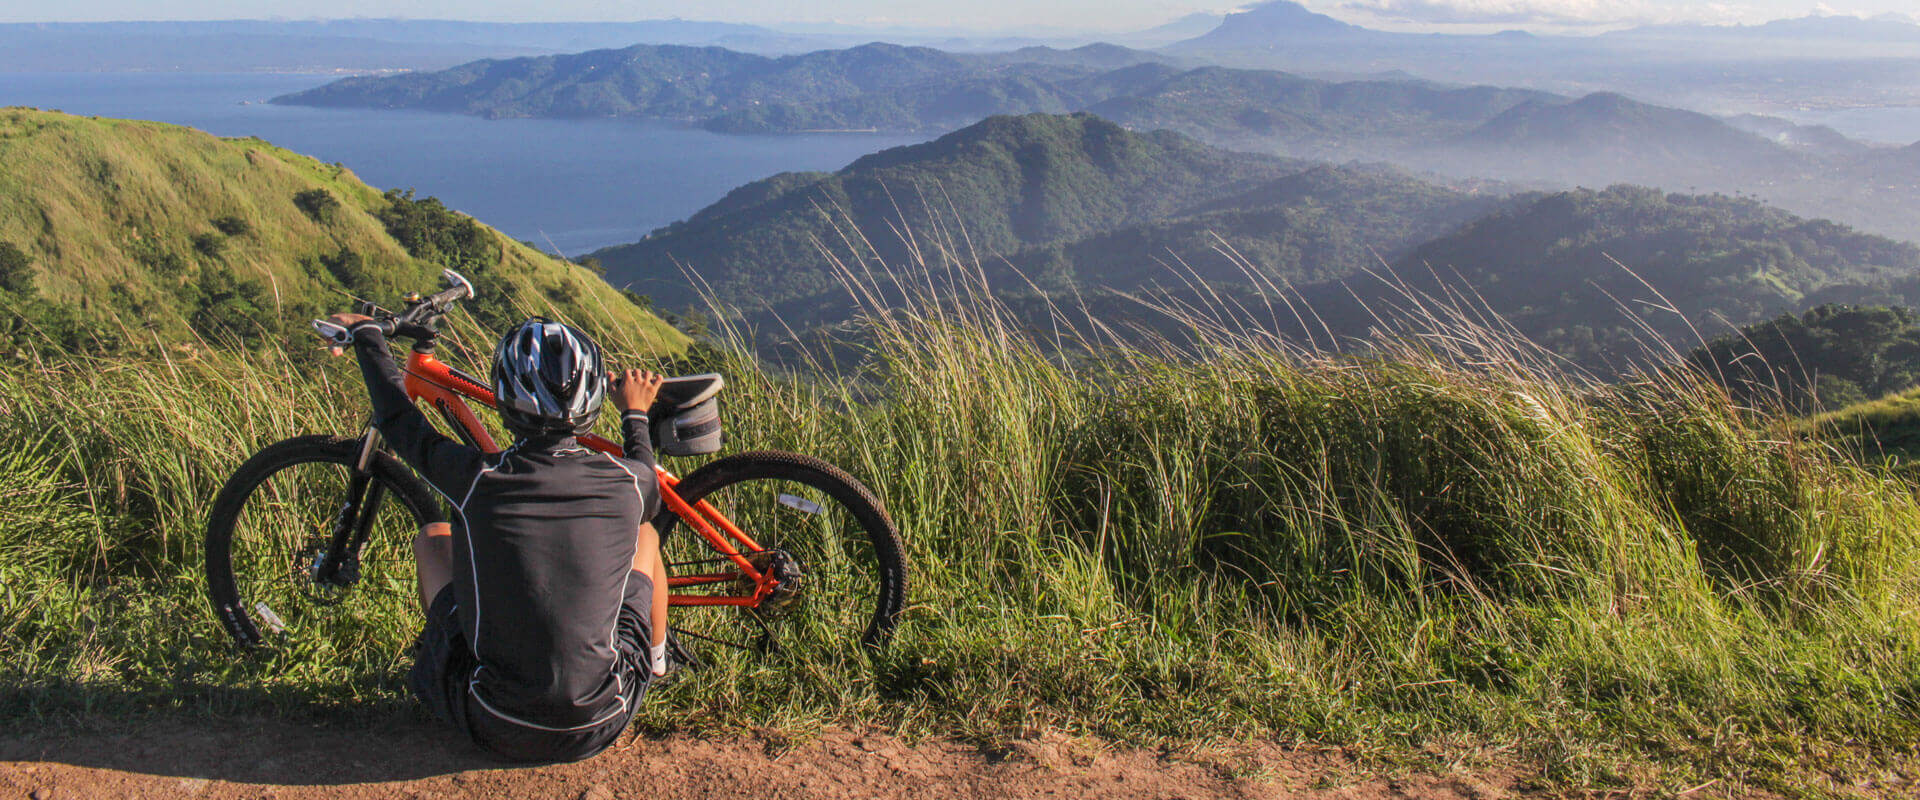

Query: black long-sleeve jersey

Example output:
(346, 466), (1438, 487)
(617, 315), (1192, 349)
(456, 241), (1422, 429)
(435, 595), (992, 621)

(351, 326), (659, 732)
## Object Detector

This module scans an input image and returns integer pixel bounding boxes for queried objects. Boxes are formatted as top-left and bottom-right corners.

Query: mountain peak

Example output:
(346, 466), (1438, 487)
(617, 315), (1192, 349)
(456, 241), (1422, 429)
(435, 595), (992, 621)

(1569, 91), (1638, 111)
(1181, 0), (1367, 46)
(846, 112), (1134, 171)
(1231, 1), (1358, 30)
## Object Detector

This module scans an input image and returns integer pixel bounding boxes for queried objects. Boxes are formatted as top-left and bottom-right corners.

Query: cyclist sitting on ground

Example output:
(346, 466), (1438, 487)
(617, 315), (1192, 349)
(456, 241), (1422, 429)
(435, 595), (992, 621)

(327, 311), (671, 762)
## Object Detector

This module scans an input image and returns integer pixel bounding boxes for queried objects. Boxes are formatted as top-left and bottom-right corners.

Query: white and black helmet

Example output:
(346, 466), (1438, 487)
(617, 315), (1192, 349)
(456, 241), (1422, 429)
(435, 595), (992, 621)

(490, 317), (608, 437)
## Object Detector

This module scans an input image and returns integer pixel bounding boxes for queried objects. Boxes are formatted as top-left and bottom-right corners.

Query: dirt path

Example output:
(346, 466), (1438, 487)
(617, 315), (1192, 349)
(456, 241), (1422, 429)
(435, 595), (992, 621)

(0, 717), (1544, 800)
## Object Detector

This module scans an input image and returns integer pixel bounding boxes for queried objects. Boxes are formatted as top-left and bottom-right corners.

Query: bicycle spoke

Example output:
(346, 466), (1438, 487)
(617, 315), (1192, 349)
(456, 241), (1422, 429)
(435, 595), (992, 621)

(665, 471), (889, 661)
(225, 458), (422, 644)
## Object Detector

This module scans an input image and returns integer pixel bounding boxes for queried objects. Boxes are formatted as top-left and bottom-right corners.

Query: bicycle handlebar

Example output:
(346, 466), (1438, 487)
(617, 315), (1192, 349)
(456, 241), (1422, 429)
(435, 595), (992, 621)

(311, 269), (476, 347)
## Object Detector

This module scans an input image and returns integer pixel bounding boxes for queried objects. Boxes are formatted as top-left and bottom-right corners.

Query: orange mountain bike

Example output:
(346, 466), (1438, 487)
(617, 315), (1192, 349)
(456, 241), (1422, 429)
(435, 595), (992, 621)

(203, 270), (905, 660)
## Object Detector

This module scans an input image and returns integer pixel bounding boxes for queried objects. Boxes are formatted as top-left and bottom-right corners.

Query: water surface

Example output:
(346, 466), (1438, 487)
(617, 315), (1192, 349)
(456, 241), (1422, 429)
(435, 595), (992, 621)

(0, 72), (926, 254)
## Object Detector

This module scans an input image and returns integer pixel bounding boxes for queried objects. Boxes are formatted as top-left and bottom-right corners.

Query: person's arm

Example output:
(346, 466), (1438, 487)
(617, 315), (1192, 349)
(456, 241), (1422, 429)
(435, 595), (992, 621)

(329, 314), (485, 496)
(612, 368), (665, 468)
(613, 368), (670, 673)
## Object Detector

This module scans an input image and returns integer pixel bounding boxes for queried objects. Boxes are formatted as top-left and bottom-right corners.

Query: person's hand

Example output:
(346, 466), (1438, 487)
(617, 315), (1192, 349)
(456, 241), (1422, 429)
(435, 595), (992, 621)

(323, 312), (373, 356)
(612, 369), (665, 413)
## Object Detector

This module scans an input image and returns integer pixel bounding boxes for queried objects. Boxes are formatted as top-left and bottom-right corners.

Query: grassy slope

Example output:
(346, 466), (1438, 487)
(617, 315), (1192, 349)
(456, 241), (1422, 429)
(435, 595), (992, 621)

(1812, 387), (1920, 466)
(0, 107), (684, 350)
(2, 279), (1919, 794)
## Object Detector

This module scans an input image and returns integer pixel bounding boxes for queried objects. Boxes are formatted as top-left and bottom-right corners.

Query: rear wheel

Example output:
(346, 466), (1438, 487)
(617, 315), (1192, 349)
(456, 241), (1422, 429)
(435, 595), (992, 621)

(205, 435), (443, 650)
(657, 451), (906, 658)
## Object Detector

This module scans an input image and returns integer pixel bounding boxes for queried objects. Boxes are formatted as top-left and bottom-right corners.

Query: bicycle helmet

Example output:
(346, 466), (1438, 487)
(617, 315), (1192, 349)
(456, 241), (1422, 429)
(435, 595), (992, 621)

(490, 317), (608, 438)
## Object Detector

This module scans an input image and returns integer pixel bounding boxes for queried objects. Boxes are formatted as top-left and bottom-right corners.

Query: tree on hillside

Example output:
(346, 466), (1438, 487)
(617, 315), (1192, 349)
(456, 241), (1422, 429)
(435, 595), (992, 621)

(293, 188), (340, 223)
(0, 241), (34, 295)
(377, 189), (500, 276)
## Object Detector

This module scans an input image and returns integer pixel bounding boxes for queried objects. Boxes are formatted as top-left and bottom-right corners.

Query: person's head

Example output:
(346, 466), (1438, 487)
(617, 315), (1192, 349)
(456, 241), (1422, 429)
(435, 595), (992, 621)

(490, 317), (608, 440)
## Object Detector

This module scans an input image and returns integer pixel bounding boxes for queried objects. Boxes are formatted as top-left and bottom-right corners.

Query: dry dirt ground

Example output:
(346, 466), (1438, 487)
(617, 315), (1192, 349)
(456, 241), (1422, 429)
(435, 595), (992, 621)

(0, 717), (1556, 800)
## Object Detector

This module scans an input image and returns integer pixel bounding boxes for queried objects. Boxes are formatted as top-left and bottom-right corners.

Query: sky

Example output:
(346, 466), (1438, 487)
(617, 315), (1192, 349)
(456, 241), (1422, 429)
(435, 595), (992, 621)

(0, 0), (1914, 33)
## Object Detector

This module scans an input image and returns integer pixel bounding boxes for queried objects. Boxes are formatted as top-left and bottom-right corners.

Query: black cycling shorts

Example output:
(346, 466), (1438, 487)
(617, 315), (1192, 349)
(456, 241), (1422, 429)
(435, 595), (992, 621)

(409, 575), (654, 763)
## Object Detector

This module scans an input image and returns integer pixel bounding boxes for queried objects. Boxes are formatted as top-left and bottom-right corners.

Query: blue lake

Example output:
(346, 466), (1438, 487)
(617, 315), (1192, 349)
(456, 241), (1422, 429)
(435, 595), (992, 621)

(0, 72), (926, 254)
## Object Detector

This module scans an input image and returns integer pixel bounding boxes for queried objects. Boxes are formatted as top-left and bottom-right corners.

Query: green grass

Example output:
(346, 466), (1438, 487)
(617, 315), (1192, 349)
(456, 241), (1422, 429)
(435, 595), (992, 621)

(1813, 386), (1920, 466)
(2, 260), (1919, 796)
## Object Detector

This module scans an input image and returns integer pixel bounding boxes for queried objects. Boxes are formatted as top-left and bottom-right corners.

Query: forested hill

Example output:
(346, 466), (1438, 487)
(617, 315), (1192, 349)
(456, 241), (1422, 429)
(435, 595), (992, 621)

(1688, 304), (1920, 413)
(272, 42), (1174, 130)
(1030, 187), (1920, 374)
(276, 39), (1561, 147)
(0, 108), (684, 355)
(1315, 186), (1920, 370)
(589, 112), (1502, 324)
(590, 111), (1920, 369)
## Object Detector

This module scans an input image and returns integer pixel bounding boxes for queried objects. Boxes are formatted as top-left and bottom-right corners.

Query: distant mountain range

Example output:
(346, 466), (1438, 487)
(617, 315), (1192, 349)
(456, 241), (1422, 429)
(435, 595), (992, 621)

(588, 112), (1920, 371)
(273, 42), (1180, 129)
(0, 18), (1138, 73)
(278, 41), (1920, 243)
(1609, 13), (1920, 46)
(1165, 2), (1920, 112)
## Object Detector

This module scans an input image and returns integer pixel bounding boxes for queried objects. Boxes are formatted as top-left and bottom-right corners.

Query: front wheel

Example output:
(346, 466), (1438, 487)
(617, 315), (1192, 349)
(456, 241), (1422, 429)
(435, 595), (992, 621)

(205, 434), (444, 649)
(657, 450), (906, 657)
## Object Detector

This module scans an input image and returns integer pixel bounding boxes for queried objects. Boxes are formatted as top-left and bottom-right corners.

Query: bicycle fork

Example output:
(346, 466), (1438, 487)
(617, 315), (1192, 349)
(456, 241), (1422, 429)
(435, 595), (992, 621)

(312, 427), (388, 588)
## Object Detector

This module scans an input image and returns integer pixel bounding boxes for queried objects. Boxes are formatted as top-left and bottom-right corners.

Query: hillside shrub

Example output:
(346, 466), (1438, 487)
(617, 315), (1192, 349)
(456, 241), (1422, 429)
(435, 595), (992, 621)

(313, 247), (369, 289)
(181, 269), (275, 345)
(0, 241), (33, 294)
(292, 188), (340, 223)
(211, 216), (251, 236)
(376, 189), (500, 276)
(191, 232), (226, 259)
(130, 239), (185, 275)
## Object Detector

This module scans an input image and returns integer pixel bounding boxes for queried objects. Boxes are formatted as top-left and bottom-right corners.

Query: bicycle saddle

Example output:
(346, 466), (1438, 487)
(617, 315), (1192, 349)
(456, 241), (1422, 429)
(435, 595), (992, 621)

(649, 373), (724, 416)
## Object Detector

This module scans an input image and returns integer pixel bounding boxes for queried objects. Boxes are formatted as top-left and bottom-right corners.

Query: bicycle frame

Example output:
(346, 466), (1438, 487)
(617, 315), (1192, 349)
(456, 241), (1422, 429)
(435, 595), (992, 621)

(397, 346), (776, 609)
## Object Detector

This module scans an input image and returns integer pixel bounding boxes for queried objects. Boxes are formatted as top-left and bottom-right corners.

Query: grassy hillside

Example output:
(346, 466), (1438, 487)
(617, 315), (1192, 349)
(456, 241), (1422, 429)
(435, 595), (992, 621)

(1812, 386), (1920, 467)
(2, 277), (1918, 793)
(0, 107), (685, 354)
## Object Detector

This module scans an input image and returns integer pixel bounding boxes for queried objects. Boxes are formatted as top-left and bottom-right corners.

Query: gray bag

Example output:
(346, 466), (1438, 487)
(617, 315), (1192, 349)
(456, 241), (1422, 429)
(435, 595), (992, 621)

(652, 397), (723, 456)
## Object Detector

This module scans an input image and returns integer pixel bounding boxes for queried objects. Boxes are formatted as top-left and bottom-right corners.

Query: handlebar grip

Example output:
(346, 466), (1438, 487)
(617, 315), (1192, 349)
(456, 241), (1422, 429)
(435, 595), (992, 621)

(311, 318), (396, 347)
(439, 269), (476, 302)
(311, 319), (354, 346)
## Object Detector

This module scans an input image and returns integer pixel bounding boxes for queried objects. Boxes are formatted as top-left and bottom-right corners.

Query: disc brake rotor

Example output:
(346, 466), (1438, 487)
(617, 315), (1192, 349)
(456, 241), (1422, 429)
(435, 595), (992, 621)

(289, 535), (360, 606)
